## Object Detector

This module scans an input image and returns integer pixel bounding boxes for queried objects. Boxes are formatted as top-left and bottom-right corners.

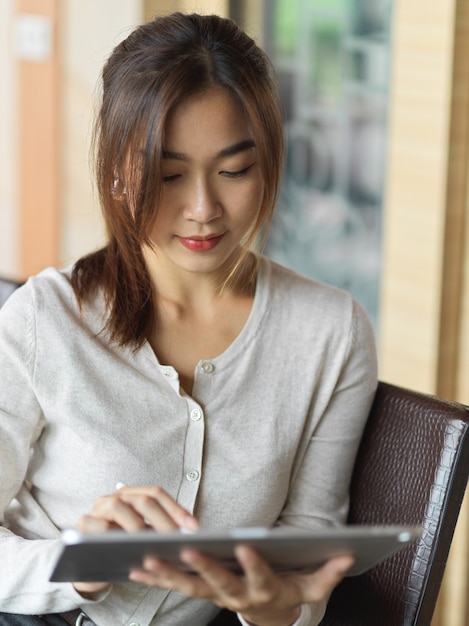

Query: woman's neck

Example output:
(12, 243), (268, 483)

(143, 250), (258, 395)
(142, 246), (256, 313)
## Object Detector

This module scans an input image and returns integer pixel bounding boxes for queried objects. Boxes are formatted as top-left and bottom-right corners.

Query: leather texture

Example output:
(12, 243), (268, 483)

(319, 382), (469, 626)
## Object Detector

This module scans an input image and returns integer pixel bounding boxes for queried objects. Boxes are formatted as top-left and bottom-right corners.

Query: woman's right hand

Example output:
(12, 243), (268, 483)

(73, 485), (199, 596)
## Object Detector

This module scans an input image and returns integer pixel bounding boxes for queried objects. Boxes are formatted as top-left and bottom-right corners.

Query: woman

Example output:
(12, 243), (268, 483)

(0, 12), (377, 626)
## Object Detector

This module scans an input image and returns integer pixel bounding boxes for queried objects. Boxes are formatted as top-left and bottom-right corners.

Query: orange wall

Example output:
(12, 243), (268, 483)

(17, 0), (59, 278)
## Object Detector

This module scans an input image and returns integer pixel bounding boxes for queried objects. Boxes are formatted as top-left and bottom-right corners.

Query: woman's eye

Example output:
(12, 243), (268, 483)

(162, 174), (181, 183)
(221, 165), (253, 178)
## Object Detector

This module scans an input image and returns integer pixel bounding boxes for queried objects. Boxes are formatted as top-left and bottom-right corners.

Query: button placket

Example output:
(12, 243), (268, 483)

(177, 398), (205, 510)
(158, 364), (181, 393)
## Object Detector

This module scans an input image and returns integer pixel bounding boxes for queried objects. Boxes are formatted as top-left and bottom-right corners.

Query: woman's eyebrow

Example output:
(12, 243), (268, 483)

(162, 139), (256, 161)
(217, 139), (256, 158)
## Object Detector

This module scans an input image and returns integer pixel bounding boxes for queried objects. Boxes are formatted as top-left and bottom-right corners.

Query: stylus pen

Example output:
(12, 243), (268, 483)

(115, 482), (196, 533)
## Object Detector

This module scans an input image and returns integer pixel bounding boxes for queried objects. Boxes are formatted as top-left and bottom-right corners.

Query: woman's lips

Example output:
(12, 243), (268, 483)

(177, 233), (225, 251)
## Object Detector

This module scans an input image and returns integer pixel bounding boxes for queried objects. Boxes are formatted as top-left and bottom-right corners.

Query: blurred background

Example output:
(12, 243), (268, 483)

(0, 1), (468, 623)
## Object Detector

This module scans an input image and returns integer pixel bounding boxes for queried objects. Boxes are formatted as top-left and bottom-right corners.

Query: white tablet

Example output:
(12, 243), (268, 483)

(50, 526), (421, 582)
(49, 525), (420, 583)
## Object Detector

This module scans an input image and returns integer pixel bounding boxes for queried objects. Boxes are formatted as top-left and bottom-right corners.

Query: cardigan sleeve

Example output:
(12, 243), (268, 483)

(237, 603), (316, 626)
(278, 298), (377, 531)
(276, 299), (377, 626)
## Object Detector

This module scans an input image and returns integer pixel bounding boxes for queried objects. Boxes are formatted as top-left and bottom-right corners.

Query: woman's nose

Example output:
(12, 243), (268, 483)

(182, 178), (222, 223)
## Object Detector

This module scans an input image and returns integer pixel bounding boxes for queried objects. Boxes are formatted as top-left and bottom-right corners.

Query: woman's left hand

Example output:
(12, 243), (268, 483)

(129, 544), (353, 626)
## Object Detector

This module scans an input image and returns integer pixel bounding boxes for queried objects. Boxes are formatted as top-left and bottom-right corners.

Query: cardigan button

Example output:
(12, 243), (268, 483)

(201, 361), (215, 373)
(190, 408), (202, 421)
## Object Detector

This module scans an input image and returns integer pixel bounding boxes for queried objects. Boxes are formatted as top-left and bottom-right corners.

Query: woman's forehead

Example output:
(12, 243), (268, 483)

(162, 90), (253, 152)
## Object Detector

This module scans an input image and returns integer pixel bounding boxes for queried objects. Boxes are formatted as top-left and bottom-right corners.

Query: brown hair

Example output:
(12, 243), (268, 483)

(72, 12), (285, 348)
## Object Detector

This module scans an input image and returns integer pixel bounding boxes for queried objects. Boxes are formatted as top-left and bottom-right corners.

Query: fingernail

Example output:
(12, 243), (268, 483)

(183, 516), (200, 531)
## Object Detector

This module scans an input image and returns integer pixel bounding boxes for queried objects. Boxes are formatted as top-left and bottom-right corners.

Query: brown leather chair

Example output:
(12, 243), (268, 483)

(320, 382), (469, 626)
(210, 382), (469, 626)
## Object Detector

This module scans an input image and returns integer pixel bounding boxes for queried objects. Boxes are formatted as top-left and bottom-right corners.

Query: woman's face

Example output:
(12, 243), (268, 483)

(146, 88), (264, 279)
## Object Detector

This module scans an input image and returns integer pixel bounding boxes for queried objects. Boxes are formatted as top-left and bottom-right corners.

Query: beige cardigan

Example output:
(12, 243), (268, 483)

(0, 256), (377, 625)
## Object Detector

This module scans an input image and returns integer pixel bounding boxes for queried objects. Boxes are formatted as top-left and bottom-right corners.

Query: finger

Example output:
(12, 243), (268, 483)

(73, 580), (112, 596)
(179, 549), (245, 603)
(77, 514), (119, 533)
(294, 555), (355, 603)
(117, 486), (199, 532)
(233, 545), (280, 600)
(88, 486), (199, 533)
(129, 556), (214, 600)
(90, 494), (150, 531)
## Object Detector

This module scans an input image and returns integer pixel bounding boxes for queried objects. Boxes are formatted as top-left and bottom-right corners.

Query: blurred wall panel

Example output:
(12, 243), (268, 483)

(0, 0), (18, 278)
(13, 1), (143, 278)
(59, 0), (141, 267)
(144, 0), (228, 21)
(379, 0), (457, 393)
(16, 0), (59, 278)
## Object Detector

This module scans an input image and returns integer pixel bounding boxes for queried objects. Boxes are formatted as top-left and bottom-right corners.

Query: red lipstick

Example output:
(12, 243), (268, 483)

(177, 234), (224, 251)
